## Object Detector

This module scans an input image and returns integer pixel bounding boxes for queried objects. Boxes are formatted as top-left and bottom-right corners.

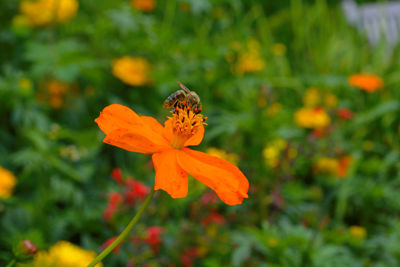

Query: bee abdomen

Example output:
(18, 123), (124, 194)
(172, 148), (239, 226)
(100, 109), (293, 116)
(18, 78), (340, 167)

(163, 90), (186, 108)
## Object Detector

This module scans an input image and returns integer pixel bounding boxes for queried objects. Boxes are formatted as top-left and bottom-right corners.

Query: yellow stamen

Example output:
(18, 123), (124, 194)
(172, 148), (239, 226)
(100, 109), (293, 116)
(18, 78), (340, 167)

(169, 106), (205, 149)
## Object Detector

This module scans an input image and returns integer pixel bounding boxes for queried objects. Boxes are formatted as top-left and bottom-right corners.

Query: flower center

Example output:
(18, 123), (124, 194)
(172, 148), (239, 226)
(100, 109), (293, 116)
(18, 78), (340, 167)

(169, 105), (206, 149)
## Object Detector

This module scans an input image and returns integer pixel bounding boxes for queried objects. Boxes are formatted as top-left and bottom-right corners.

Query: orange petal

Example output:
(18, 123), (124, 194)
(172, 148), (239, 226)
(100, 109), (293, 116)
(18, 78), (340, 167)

(95, 104), (171, 153)
(184, 123), (204, 147)
(104, 128), (169, 154)
(177, 148), (249, 205)
(152, 149), (188, 198)
(141, 116), (165, 134)
(162, 118), (173, 142)
(95, 104), (142, 135)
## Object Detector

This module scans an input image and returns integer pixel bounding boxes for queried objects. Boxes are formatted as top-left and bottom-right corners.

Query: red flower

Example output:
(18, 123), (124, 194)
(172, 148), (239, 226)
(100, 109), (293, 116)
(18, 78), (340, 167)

(103, 192), (123, 221)
(111, 168), (124, 184)
(125, 177), (150, 204)
(311, 128), (325, 139)
(201, 191), (218, 205)
(145, 226), (163, 246)
(181, 247), (198, 267)
(201, 210), (226, 226)
(109, 192), (123, 206)
(337, 108), (354, 120)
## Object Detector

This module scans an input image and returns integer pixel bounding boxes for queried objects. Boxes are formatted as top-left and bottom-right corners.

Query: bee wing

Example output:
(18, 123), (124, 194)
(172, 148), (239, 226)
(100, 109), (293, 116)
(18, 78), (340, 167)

(177, 81), (191, 94)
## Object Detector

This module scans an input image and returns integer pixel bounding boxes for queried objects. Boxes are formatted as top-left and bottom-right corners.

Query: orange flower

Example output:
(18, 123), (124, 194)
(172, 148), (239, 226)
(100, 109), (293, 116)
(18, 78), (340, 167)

(348, 73), (383, 92)
(95, 103), (249, 206)
(130, 0), (156, 12)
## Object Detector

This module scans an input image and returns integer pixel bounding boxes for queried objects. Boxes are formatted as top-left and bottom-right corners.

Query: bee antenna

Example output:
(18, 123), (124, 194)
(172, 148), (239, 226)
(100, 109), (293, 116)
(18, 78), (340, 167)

(177, 81), (191, 93)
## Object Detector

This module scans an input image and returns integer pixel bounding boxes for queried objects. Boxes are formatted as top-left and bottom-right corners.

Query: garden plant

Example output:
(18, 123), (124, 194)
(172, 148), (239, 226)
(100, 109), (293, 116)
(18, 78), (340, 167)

(1, 0), (400, 266)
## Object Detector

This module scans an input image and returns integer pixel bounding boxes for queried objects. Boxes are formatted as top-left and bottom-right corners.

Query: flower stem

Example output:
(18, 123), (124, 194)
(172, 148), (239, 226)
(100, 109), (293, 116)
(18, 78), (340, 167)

(87, 188), (155, 267)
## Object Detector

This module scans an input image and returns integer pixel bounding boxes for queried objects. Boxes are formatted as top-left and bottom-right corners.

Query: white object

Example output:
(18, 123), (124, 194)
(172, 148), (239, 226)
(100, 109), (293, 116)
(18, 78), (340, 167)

(341, 0), (400, 45)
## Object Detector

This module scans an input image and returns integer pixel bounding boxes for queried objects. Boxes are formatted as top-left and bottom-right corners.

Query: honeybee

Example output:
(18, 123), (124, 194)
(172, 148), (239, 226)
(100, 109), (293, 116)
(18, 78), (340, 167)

(163, 82), (202, 114)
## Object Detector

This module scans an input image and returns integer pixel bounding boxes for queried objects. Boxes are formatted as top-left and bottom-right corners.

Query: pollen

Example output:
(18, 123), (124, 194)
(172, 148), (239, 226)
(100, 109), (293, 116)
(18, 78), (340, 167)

(169, 106), (205, 149)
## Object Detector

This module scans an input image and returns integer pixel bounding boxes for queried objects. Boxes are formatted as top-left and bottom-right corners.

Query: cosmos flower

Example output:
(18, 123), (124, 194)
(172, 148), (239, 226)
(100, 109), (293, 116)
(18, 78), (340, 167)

(0, 166), (17, 199)
(349, 225), (367, 240)
(130, 0), (156, 12)
(95, 100), (249, 206)
(262, 139), (287, 168)
(294, 107), (331, 129)
(314, 156), (352, 178)
(348, 73), (383, 92)
(111, 56), (151, 86)
(26, 241), (101, 267)
(19, 0), (78, 27)
(314, 157), (339, 175)
(235, 39), (265, 75)
(303, 88), (338, 108)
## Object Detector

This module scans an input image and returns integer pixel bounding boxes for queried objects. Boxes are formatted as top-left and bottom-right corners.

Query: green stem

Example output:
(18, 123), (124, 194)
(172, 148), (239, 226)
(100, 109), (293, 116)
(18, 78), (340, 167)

(87, 188), (155, 267)
(6, 259), (16, 267)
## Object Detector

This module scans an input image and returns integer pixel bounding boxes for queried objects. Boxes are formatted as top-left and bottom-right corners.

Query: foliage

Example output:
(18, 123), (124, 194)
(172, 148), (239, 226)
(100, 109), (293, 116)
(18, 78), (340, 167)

(1, 0), (400, 266)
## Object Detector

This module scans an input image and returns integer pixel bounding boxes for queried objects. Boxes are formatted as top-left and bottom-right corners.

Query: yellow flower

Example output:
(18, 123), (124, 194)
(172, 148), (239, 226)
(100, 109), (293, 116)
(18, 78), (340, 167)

(349, 226), (367, 240)
(272, 43), (286, 56)
(294, 107), (330, 129)
(324, 93), (338, 108)
(206, 147), (239, 165)
(303, 88), (321, 107)
(303, 88), (338, 109)
(0, 167), (17, 199)
(315, 157), (338, 175)
(112, 56), (151, 86)
(18, 78), (34, 95)
(130, 0), (156, 12)
(263, 139), (287, 168)
(20, 0), (78, 27)
(19, 78), (33, 90)
(23, 241), (102, 267)
(267, 237), (278, 247)
(237, 51), (265, 74)
(236, 40), (265, 75)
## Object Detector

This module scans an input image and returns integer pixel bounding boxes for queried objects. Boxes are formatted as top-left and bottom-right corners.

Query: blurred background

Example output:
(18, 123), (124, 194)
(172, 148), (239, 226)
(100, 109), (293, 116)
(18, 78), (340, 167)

(1, 0), (400, 266)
